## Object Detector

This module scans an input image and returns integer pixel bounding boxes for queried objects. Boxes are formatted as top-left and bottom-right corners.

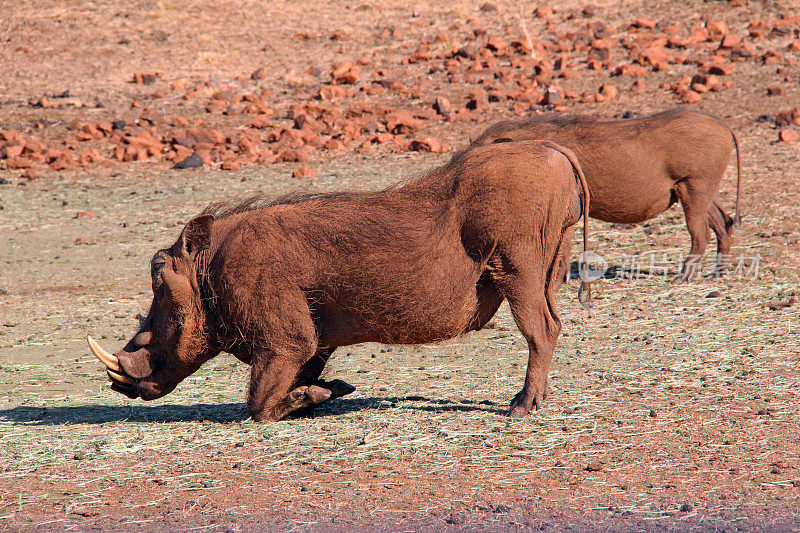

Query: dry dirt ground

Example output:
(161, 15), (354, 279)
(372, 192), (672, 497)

(1, 0), (799, 531)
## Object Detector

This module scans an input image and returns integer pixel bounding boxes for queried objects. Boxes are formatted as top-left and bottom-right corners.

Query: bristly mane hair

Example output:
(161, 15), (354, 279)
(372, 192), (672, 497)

(199, 188), (400, 220)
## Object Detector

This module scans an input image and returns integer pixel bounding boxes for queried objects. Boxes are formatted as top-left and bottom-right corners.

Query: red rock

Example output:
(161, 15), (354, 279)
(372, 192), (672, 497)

(192, 149), (212, 165)
(6, 156), (33, 169)
(330, 30), (350, 41)
(0, 130), (22, 143)
(598, 83), (618, 100)
(50, 152), (75, 170)
(221, 160), (241, 171)
(543, 86), (564, 105)
(465, 88), (489, 111)
(124, 135), (163, 156)
(535, 6), (553, 18)
(256, 150), (278, 164)
(323, 138), (346, 151)
(767, 86), (783, 96)
(633, 17), (656, 29)
(22, 139), (47, 155)
(667, 34), (690, 48)
(318, 85), (349, 99)
(631, 79), (646, 92)
(720, 34), (741, 49)
(2, 144), (24, 158)
(706, 20), (727, 38)
(277, 129), (307, 149)
(707, 63), (733, 75)
(763, 51), (781, 66)
(370, 133), (394, 145)
(186, 128), (225, 145)
(688, 27), (709, 44)
(75, 210), (97, 219)
(433, 96), (454, 116)
(79, 149), (102, 166)
(251, 67), (267, 80)
(409, 136), (444, 153)
(681, 90), (702, 103)
(779, 129), (800, 142)
(486, 36), (507, 53)
(132, 71), (161, 84)
(171, 79), (187, 91)
(249, 115), (276, 129)
(776, 108), (800, 127)
(613, 64), (647, 76)
(21, 168), (38, 180)
(706, 75), (722, 90)
(332, 61), (360, 84)
(385, 110), (425, 134)
(590, 38), (615, 50)
(170, 144), (192, 162)
(205, 100), (227, 113)
(292, 167), (317, 178)
(276, 148), (308, 163)
(170, 116), (190, 127)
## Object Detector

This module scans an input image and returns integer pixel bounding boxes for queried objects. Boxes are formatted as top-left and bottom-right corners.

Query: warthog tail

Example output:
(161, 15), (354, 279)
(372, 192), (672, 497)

(537, 140), (592, 311)
(731, 129), (742, 228)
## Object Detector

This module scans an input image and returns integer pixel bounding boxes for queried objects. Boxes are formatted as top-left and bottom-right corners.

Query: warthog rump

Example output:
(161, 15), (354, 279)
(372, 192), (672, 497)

(89, 140), (591, 421)
(467, 107), (742, 282)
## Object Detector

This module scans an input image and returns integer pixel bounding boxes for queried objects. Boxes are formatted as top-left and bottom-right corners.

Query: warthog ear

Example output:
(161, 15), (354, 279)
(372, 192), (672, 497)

(177, 214), (214, 257)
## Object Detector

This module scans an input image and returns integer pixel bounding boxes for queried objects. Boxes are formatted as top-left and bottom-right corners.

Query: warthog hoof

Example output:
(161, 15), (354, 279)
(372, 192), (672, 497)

(315, 378), (356, 398)
(289, 385), (332, 406)
(507, 385), (547, 417)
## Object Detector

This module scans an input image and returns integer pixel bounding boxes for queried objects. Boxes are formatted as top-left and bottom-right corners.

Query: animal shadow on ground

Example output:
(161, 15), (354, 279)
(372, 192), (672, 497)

(0, 396), (503, 425)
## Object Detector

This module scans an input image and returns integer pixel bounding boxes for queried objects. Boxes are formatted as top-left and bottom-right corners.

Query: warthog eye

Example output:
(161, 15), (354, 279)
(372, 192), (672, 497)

(151, 258), (166, 279)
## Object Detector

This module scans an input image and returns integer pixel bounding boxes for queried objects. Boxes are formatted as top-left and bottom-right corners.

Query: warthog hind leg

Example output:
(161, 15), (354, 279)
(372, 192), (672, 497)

(494, 234), (566, 417)
(707, 199), (735, 278)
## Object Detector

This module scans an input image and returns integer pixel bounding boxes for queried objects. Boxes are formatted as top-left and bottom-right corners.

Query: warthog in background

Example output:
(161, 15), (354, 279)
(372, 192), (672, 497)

(89, 140), (590, 422)
(468, 107), (741, 282)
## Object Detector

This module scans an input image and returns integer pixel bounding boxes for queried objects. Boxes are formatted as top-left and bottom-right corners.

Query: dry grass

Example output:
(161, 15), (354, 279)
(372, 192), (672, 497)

(1, 0), (799, 529)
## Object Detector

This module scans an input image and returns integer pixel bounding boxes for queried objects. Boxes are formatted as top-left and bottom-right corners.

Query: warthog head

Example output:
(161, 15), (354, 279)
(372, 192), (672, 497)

(87, 215), (218, 400)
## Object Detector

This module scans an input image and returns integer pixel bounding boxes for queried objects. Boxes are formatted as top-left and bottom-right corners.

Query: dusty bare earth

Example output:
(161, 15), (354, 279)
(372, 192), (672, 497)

(1, 0), (799, 531)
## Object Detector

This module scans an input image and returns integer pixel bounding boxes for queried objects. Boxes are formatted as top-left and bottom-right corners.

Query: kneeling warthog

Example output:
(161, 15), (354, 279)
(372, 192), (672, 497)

(89, 140), (590, 421)
(468, 107), (741, 281)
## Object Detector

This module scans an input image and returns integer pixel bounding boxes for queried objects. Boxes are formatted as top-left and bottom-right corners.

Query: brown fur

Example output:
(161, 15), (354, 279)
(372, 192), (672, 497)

(467, 107), (742, 281)
(98, 140), (591, 421)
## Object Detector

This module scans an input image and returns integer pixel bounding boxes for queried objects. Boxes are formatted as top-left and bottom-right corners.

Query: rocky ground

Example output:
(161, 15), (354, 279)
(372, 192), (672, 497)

(1, 0), (799, 531)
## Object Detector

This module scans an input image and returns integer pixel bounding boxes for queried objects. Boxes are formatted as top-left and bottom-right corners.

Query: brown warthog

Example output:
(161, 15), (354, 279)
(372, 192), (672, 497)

(467, 107), (741, 281)
(88, 140), (590, 422)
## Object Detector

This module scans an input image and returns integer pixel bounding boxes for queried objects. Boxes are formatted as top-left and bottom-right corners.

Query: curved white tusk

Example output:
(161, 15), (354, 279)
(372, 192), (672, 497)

(87, 336), (122, 373)
(106, 368), (134, 384)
